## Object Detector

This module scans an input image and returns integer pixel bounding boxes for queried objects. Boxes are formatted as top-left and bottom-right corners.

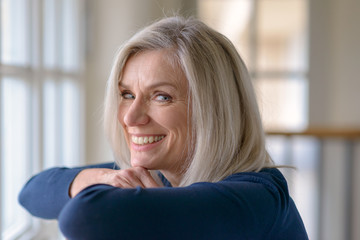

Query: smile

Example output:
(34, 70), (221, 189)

(131, 135), (165, 145)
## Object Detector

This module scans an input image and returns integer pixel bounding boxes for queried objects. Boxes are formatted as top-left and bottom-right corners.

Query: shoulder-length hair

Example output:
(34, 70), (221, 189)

(104, 16), (273, 187)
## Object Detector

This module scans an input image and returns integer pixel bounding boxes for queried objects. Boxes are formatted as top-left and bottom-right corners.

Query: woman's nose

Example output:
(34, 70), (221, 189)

(123, 99), (150, 126)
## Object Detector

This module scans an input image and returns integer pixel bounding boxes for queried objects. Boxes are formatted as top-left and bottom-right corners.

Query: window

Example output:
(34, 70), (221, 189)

(0, 0), (85, 239)
(198, 0), (308, 131)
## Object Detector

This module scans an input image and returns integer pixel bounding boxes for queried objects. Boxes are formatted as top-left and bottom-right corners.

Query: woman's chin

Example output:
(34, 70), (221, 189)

(130, 158), (156, 169)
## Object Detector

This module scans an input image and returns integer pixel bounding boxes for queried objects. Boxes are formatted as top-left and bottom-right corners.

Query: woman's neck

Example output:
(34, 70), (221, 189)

(160, 170), (183, 187)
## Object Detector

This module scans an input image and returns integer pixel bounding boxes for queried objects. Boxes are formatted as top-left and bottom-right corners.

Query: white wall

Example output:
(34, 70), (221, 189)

(309, 0), (360, 127)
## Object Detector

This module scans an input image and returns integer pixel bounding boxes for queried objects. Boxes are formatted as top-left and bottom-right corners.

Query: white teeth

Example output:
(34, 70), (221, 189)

(132, 135), (165, 145)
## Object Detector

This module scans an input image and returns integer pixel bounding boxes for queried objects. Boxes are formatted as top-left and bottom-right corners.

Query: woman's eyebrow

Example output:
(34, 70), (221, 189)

(118, 81), (126, 89)
(118, 81), (178, 90)
(146, 81), (178, 90)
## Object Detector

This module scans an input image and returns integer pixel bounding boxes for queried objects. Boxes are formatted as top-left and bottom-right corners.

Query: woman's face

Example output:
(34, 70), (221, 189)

(118, 50), (190, 180)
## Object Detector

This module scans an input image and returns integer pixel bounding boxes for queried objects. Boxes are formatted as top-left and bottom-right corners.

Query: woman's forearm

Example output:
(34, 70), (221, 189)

(18, 162), (117, 219)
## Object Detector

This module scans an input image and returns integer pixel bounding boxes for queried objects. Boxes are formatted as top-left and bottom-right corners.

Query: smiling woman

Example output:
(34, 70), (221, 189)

(18, 16), (308, 239)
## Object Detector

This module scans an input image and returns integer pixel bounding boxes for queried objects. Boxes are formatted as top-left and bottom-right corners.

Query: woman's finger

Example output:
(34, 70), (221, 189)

(132, 167), (161, 188)
(117, 169), (145, 188)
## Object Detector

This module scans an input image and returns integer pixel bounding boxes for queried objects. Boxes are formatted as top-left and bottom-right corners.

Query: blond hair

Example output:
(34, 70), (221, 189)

(104, 16), (273, 186)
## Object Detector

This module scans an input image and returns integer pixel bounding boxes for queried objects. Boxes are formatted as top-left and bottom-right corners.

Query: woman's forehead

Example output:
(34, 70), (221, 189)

(120, 50), (188, 90)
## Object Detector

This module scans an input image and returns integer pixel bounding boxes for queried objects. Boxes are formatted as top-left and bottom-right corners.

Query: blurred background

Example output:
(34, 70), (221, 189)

(0, 0), (359, 239)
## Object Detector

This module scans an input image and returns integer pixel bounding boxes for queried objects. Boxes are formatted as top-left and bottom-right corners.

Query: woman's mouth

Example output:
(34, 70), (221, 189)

(131, 135), (165, 145)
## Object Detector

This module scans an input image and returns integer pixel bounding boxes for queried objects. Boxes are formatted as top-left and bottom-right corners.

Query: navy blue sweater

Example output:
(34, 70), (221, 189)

(19, 163), (308, 239)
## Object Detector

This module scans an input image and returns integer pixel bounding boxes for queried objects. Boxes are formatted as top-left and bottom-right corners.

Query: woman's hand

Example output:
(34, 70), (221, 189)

(69, 167), (161, 198)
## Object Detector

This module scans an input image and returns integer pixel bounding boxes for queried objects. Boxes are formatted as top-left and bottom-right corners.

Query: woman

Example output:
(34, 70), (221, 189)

(19, 16), (308, 239)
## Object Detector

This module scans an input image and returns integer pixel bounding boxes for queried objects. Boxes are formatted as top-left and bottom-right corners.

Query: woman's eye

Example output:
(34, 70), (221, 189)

(121, 92), (135, 99)
(154, 94), (172, 102)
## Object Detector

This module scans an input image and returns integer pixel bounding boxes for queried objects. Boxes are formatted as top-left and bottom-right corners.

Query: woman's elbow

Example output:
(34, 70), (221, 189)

(18, 185), (30, 212)
(18, 182), (50, 218)
(58, 185), (118, 239)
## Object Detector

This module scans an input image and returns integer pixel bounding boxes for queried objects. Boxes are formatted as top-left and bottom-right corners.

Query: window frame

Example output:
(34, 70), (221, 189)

(248, 0), (309, 131)
(197, 0), (309, 131)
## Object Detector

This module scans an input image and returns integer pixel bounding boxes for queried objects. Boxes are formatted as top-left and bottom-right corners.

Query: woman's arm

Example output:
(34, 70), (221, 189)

(58, 181), (279, 240)
(18, 162), (117, 219)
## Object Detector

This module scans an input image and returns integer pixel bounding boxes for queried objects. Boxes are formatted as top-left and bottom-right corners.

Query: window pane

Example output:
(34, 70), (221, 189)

(1, 77), (31, 238)
(61, 79), (81, 166)
(43, 0), (81, 71)
(43, 0), (57, 69)
(197, 0), (253, 66)
(43, 78), (81, 168)
(1, 0), (29, 65)
(254, 77), (308, 131)
(43, 79), (59, 168)
(257, 0), (308, 71)
(61, 0), (80, 71)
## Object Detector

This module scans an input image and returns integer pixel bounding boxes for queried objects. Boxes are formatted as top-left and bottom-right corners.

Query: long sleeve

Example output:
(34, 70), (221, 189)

(58, 169), (308, 240)
(18, 162), (117, 219)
